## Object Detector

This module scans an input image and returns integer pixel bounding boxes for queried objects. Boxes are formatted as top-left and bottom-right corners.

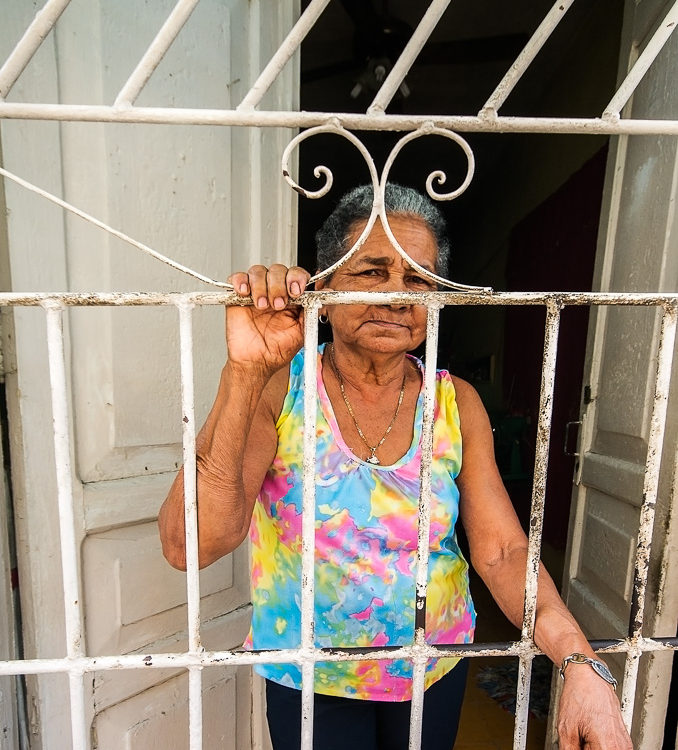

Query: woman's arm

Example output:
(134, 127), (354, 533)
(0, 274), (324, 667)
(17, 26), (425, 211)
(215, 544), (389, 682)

(454, 377), (632, 749)
(158, 264), (310, 570)
(158, 362), (282, 569)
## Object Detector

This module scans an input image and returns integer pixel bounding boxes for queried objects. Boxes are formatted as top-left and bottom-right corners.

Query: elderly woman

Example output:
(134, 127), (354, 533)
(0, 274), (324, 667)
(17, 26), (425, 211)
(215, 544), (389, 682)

(159, 185), (631, 750)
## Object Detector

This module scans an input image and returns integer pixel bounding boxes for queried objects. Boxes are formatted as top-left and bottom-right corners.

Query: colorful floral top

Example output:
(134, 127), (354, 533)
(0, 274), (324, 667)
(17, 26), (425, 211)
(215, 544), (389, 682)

(244, 344), (475, 701)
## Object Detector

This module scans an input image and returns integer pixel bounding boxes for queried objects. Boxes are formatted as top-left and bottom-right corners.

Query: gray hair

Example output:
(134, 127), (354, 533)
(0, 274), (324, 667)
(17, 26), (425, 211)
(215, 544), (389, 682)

(315, 183), (450, 277)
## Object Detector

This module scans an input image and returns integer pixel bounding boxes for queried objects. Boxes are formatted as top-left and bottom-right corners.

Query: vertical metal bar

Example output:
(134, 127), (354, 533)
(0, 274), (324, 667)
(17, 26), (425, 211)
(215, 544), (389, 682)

(620, 304), (677, 727)
(188, 668), (203, 750)
(300, 301), (321, 750)
(68, 672), (87, 750)
(177, 300), (203, 750)
(114, 0), (201, 106)
(248, 0), (263, 265)
(43, 301), (88, 750)
(512, 653), (533, 750)
(513, 301), (561, 750)
(480, 0), (575, 116)
(408, 303), (441, 750)
(0, 0), (73, 100)
(237, 0), (332, 111)
(604, 0), (678, 118)
(367, 0), (452, 116)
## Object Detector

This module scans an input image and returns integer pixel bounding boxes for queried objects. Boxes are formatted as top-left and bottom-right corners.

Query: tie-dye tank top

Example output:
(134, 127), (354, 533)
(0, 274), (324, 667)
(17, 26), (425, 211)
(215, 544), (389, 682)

(245, 344), (475, 701)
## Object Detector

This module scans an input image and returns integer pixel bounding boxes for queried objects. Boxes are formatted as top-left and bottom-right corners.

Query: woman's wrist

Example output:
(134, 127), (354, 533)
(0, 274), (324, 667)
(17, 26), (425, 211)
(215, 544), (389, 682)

(223, 357), (274, 387)
(559, 653), (618, 689)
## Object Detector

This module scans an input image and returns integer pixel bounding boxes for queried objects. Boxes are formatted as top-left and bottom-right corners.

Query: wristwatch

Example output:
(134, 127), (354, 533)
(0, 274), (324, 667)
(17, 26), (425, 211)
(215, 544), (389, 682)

(560, 652), (618, 689)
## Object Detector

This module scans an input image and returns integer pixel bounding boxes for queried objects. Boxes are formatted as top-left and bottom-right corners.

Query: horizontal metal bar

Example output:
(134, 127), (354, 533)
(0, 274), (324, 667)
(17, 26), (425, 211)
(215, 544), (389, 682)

(0, 647), (520, 678)
(593, 637), (678, 653)
(2, 290), (678, 308)
(1, 103), (678, 134)
(2, 637), (676, 678)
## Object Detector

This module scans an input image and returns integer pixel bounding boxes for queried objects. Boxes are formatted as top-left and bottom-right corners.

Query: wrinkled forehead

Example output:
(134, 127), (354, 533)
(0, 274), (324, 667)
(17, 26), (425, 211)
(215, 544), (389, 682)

(347, 213), (439, 269)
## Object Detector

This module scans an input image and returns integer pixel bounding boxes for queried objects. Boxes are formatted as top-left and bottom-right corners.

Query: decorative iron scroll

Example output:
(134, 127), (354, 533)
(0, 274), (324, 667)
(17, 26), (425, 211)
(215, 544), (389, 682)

(282, 122), (492, 293)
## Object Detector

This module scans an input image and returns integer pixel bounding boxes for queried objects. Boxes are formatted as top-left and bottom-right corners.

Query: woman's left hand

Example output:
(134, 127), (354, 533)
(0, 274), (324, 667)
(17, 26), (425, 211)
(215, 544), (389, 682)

(557, 666), (633, 749)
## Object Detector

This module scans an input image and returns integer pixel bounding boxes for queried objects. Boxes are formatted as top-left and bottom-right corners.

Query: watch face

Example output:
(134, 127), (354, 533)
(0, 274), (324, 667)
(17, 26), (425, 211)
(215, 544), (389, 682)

(591, 660), (616, 685)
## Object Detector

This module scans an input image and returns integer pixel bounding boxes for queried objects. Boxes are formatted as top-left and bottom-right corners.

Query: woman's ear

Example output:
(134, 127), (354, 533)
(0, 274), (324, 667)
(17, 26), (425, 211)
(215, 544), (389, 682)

(315, 276), (328, 323)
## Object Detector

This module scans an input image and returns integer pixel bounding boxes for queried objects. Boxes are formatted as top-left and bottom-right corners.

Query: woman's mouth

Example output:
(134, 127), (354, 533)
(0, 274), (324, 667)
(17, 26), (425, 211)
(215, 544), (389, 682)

(366, 320), (405, 329)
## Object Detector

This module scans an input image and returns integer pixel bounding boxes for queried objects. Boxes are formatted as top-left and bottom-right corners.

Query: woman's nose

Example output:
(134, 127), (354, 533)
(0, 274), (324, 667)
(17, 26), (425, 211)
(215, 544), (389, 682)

(379, 271), (408, 291)
(381, 272), (409, 309)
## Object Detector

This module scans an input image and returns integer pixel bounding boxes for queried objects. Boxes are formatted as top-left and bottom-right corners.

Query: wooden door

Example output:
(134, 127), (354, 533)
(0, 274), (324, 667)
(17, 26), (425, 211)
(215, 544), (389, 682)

(0, 1), (298, 747)
(0, 403), (19, 749)
(555, 2), (678, 746)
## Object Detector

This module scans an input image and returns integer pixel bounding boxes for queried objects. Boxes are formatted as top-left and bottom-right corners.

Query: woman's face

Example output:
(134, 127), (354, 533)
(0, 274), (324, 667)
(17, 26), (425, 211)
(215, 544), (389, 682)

(318, 214), (439, 356)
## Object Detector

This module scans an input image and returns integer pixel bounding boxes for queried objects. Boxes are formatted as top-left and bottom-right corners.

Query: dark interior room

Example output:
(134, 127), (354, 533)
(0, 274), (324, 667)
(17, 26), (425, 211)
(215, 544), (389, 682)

(295, 3), (625, 741)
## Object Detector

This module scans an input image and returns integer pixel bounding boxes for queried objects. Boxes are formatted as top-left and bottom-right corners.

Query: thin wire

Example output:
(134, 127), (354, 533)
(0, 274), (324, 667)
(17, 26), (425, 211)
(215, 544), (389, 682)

(0, 166), (233, 289)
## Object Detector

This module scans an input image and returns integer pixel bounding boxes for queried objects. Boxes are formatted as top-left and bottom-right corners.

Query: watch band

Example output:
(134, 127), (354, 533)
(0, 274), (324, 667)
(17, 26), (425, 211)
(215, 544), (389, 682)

(560, 652), (618, 689)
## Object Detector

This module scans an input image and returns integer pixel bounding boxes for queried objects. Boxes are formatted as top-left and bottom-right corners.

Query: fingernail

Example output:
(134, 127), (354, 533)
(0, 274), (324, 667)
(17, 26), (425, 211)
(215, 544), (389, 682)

(273, 297), (285, 310)
(239, 283), (248, 294)
(257, 297), (268, 309)
(290, 282), (301, 296)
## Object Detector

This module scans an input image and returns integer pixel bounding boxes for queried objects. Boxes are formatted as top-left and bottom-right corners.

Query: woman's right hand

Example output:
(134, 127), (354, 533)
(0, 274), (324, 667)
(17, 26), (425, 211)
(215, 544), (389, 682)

(226, 264), (311, 375)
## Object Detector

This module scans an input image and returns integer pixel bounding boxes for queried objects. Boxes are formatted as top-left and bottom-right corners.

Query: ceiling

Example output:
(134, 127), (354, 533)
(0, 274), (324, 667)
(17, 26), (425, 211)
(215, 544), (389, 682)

(299, 0), (590, 117)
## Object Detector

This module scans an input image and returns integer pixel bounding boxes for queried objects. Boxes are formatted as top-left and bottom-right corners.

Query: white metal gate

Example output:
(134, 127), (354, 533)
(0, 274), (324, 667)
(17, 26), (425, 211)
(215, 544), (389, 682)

(1, 1), (678, 749)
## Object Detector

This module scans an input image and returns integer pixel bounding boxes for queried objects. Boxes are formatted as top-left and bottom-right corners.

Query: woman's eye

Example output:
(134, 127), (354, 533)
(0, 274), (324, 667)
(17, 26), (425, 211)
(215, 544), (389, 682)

(409, 276), (432, 287)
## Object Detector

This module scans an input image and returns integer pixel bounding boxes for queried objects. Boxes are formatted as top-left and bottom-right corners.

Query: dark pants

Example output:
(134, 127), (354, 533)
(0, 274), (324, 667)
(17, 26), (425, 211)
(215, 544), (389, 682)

(265, 660), (469, 750)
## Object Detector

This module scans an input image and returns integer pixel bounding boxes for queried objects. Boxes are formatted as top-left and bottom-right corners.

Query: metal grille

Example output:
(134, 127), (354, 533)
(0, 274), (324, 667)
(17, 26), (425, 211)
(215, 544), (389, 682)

(1, 1), (678, 749)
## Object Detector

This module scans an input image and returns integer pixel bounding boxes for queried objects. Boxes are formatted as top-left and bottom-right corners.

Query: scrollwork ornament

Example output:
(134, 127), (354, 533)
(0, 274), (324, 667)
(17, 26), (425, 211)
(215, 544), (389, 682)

(281, 123), (383, 284)
(377, 125), (488, 292)
(281, 123), (491, 293)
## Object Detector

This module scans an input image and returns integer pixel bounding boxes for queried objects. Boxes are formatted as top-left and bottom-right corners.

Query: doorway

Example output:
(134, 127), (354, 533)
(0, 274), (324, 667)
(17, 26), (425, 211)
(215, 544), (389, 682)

(297, 1), (623, 743)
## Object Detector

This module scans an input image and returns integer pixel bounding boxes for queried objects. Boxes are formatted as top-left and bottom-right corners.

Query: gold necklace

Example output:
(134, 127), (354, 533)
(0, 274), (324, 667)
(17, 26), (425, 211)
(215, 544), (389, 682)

(329, 344), (406, 465)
